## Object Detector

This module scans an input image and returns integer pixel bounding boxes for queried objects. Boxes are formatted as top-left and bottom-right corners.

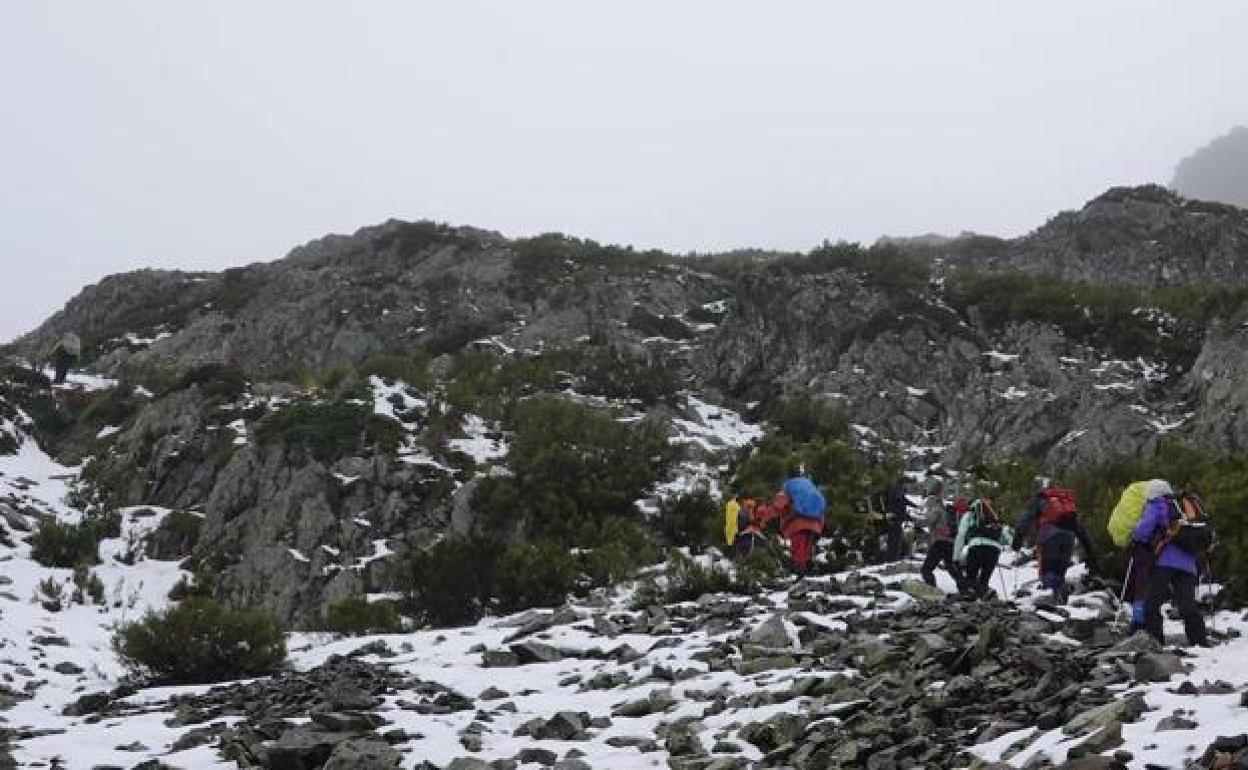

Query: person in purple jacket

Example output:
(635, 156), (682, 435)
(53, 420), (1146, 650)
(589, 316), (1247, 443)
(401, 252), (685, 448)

(1131, 485), (1209, 647)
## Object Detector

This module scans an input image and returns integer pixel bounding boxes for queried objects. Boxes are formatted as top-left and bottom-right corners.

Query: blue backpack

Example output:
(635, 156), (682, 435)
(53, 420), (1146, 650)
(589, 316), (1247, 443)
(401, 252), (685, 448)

(785, 477), (826, 520)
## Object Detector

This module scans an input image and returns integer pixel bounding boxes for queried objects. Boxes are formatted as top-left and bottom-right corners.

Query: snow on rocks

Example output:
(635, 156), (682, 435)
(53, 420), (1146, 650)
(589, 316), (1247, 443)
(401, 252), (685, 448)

(448, 414), (509, 464)
(3, 534), (1248, 769)
(671, 396), (762, 453)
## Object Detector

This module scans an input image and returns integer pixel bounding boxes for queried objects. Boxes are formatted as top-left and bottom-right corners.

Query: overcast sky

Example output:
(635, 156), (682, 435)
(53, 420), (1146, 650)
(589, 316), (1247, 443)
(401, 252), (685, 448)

(3, 2), (1248, 340)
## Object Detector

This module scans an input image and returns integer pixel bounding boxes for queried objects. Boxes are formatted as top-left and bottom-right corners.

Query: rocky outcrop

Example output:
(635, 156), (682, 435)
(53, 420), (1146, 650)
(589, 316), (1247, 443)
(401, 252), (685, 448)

(10, 185), (1248, 478)
(939, 185), (1248, 284)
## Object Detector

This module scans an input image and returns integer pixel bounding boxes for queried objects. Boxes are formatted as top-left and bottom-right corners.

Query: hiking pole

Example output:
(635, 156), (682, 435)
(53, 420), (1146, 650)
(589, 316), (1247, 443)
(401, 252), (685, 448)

(1111, 556), (1134, 634)
(1202, 559), (1218, 634)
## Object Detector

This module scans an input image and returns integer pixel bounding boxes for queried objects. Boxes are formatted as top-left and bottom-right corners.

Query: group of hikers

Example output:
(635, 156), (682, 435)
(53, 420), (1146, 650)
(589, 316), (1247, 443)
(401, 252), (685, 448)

(722, 471), (1216, 648)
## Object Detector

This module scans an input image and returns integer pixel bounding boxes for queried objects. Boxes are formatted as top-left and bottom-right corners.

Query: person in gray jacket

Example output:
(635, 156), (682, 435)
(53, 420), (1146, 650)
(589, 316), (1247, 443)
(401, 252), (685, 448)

(920, 476), (965, 590)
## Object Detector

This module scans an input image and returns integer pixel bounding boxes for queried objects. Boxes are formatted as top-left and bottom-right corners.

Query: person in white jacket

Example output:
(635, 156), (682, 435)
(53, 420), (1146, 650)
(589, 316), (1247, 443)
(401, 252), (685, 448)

(954, 497), (1013, 598)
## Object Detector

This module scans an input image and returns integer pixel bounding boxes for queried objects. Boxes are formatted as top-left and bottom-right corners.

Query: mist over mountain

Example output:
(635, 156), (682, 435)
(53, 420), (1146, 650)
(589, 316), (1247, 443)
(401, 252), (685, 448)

(1171, 126), (1248, 208)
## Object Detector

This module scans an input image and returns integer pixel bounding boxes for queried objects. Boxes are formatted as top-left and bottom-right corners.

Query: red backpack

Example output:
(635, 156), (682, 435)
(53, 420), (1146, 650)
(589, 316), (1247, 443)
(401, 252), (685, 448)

(1038, 488), (1078, 530)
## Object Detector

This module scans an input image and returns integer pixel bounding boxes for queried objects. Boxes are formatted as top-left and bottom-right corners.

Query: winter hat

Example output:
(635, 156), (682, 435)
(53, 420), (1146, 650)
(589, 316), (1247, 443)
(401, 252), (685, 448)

(1145, 479), (1173, 500)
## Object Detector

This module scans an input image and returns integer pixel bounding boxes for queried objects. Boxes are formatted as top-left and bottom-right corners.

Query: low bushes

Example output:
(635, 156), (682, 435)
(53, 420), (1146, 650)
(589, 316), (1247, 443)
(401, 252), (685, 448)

(659, 549), (786, 604)
(168, 363), (248, 402)
(29, 513), (122, 568)
(316, 597), (403, 635)
(112, 598), (286, 684)
(255, 402), (404, 462)
(393, 524), (658, 628)
(656, 491), (719, 549)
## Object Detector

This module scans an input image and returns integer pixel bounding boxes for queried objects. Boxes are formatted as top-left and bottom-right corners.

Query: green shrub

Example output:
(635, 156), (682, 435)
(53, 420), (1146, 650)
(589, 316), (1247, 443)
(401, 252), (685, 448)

(255, 402), (404, 462)
(774, 241), (931, 292)
(80, 387), (139, 429)
(495, 541), (579, 612)
(664, 551), (735, 603)
(167, 575), (214, 602)
(657, 491), (719, 548)
(734, 548), (787, 594)
(470, 397), (676, 543)
(168, 363), (248, 402)
(145, 510), (203, 560)
(30, 513), (122, 568)
(394, 537), (500, 627)
(112, 598), (286, 684)
(72, 565), (106, 605)
(626, 307), (693, 340)
(512, 233), (669, 278)
(317, 597), (404, 635)
(759, 394), (850, 444)
(943, 269), (1248, 370)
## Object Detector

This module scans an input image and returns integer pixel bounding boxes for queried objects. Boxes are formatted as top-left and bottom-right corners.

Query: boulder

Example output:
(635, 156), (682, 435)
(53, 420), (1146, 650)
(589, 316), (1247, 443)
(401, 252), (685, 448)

(899, 579), (946, 603)
(265, 729), (355, 770)
(322, 738), (402, 770)
(509, 641), (563, 665)
(1064, 693), (1148, 736)
(748, 613), (795, 649)
(1133, 652), (1183, 683)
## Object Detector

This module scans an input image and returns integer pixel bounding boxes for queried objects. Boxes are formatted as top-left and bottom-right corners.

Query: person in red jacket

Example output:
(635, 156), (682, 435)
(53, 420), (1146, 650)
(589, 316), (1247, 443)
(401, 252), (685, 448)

(756, 483), (826, 576)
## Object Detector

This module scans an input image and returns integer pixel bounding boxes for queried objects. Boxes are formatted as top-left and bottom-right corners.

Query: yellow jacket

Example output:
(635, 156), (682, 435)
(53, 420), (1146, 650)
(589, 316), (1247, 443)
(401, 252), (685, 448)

(724, 499), (740, 545)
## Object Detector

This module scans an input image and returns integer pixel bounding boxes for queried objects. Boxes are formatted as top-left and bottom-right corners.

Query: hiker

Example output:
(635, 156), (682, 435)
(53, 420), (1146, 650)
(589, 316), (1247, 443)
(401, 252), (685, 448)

(762, 469), (826, 577)
(883, 474), (909, 561)
(919, 476), (966, 590)
(1132, 484), (1211, 647)
(732, 494), (767, 558)
(953, 496), (1013, 598)
(46, 332), (81, 384)
(1016, 485), (1097, 603)
(1108, 480), (1168, 633)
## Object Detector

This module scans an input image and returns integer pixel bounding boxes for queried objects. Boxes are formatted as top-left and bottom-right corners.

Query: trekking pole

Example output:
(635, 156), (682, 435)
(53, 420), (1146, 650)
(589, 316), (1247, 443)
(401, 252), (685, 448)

(1110, 556), (1134, 634)
(1203, 559), (1218, 634)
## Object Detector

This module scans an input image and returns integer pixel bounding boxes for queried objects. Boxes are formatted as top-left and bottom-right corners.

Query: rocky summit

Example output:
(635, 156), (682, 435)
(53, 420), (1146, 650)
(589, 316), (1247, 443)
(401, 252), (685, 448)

(2, 185), (1248, 769)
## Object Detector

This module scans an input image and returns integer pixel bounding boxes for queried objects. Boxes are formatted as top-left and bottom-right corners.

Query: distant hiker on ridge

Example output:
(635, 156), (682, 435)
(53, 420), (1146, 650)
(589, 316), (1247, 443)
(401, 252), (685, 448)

(45, 331), (81, 385)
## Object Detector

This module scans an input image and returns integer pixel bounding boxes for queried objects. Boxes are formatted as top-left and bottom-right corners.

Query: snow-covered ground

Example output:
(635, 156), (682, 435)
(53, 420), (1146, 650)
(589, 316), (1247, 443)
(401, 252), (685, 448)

(1, 429), (190, 767)
(2, 386), (1245, 769)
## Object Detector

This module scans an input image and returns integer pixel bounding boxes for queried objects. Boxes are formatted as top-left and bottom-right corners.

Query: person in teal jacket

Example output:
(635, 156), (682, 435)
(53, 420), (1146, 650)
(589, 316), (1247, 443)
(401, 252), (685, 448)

(954, 497), (1013, 598)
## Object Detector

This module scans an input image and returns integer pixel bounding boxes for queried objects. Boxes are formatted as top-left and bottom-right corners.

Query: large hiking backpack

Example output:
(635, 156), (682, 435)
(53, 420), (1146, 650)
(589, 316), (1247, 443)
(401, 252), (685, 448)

(1160, 493), (1214, 555)
(1038, 488), (1078, 531)
(1107, 481), (1149, 547)
(786, 477), (827, 520)
(968, 498), (1004, 541)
